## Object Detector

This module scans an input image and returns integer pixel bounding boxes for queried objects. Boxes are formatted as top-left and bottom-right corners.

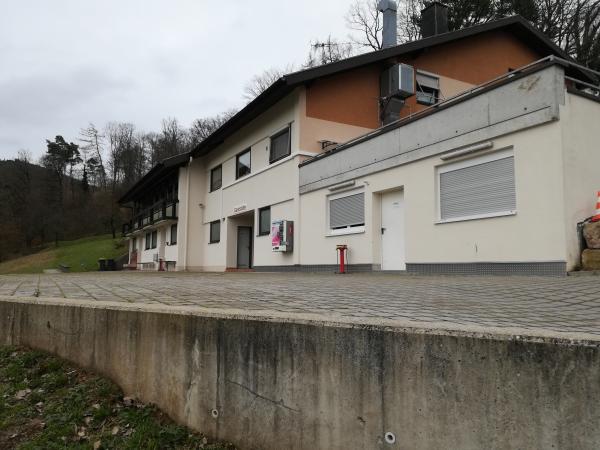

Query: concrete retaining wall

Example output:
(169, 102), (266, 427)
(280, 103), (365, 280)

(1, 299), (598, 450)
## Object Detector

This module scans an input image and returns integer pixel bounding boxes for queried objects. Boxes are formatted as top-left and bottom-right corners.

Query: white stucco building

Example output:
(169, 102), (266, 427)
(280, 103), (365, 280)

(119, 16), (600, 276)
(298, 61), (600, 275)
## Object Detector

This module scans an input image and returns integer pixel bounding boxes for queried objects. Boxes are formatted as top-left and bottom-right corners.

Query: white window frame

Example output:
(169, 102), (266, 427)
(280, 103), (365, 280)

(326, 188), (366, 236)
(436, 148), (517, 224)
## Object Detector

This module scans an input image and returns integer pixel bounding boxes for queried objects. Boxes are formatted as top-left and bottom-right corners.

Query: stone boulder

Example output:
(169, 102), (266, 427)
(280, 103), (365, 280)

(582, 249), (600, 270)
(583, 221), (600, 249)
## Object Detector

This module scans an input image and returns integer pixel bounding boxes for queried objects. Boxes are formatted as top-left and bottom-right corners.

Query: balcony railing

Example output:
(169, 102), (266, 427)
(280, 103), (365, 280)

(122, 200), (178, 236)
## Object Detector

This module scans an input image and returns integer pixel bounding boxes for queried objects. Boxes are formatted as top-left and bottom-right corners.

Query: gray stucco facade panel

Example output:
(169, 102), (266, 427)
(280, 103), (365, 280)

(299, 65), (564, 194)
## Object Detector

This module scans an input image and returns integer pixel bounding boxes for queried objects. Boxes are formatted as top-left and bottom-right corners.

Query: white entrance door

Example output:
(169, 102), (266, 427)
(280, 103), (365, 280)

(381, 190), (406, 270)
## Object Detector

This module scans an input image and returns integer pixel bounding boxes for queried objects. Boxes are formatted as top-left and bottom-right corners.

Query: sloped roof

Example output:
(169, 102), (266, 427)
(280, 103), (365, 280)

(120, 16), (576, 205)
(118, 152), (189, 204)
(190, 15), (571, 159)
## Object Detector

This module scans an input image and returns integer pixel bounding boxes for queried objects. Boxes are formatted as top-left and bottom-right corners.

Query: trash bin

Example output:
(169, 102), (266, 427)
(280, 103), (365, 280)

(98, 258), (106, 271)
(106, 259), (116, 271)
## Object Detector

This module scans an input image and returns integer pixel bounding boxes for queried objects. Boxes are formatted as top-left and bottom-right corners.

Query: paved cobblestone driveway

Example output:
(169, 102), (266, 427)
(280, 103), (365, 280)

(1, 272), (600, 338)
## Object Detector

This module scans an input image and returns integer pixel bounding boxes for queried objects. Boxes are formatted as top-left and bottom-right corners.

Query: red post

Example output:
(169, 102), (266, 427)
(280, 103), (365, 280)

(336, 245), (348, 274)
(159, 258), (166, 271)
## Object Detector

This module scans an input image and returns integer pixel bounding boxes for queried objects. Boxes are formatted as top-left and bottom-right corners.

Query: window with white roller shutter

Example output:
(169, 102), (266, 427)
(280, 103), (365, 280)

(329, 191), (365, 231)
(438, 149), (516, 222)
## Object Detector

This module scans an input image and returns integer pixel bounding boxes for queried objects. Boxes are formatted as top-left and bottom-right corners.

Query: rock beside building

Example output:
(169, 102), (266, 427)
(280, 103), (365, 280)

(582, 249), (600, 270)
(583, 222), (600, 249)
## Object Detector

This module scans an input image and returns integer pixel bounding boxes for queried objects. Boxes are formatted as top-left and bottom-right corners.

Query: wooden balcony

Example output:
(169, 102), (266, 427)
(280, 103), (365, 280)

(122, 201), (178, 236)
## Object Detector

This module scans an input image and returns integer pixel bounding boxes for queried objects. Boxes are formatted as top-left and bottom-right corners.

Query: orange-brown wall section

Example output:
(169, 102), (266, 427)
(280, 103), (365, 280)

(305, 30), (544, 129)
(305, 64), (382, 130)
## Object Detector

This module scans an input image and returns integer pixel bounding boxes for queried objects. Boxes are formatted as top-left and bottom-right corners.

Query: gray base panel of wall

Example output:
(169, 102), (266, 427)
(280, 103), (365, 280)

(253, 264), (374, 273)
(255, 262), (567, 276)
(406, 262), (567, 276)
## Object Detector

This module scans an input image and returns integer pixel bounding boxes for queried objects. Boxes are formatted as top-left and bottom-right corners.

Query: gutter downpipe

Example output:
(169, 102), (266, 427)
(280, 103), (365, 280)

(183, 156), (192, 271)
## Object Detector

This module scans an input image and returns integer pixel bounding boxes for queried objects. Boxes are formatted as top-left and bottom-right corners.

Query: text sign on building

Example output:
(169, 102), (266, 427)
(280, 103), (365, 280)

(233, 204), (247, 214)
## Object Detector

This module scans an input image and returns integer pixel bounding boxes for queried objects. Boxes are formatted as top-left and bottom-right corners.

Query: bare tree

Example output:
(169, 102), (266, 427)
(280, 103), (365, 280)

(13, 151), (35, 248)
(397, 0), (424, 42)
(79, 123), (106, 189)
(189, 109), (238, 146)
(347, 0), (384, 50)
(243, 65), (294, 101)
(106, 122), (130, 190)
(345, 0), (426, 49)
(144, 118), (190, 166)
(566, 0), (600, 70)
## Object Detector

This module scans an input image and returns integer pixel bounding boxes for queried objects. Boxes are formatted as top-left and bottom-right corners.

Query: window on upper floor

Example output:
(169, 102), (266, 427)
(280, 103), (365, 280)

(151, 230), (158, 249)
(438, 149), (516, 223)
(170, 224), (178, 245)
(258, 206), (271, 236)
(209, 220), (221, 243)
(210, 165), (222, 192)
(145, 233), (151, 250)
(416, 71), (440, 106)
(329, 191), (365, 233)
(236, 148), (251, 179)
(270, 126), (291, 163)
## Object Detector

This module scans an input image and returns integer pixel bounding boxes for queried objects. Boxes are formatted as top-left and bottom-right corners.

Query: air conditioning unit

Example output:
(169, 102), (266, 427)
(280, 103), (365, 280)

(153, 253), (159, 262)
(380, 63), (415, 99)
(271, 220), (293, 252)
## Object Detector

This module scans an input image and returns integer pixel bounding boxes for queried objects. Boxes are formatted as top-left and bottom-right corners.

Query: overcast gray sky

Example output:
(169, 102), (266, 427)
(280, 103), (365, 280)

(0, 0), (352, 160)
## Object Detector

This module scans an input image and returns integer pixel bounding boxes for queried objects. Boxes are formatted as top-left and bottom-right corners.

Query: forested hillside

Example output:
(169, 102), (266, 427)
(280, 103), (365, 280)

(0, 159), (113, 261)
(0, 116), (230, 262)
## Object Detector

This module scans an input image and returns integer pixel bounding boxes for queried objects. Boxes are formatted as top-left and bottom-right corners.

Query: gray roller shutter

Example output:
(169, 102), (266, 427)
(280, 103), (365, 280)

(440, 156), (516, 220)
(330, 193), (365, 229)
(416, 72), (439, 89)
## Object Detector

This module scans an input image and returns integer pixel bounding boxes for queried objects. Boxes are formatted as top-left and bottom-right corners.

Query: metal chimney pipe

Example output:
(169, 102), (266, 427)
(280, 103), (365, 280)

(377, 0), (397, 49)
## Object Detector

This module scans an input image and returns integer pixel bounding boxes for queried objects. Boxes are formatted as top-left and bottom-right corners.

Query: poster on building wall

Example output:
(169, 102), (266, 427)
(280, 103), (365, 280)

(271, 220), (282, 247)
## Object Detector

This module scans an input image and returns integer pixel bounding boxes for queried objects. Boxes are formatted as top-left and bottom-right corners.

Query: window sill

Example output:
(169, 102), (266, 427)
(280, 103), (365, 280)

(436, 210), (516, 224)
(326, 227), (365, 237)
(208, 241), (220, 245)
(222, 153), (303, 190)
(269, 153), (291, 165)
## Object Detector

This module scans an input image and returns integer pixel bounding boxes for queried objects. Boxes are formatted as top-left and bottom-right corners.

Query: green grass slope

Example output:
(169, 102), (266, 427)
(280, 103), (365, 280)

(0, 235), (126, 274)
(0, 346), (234, 449)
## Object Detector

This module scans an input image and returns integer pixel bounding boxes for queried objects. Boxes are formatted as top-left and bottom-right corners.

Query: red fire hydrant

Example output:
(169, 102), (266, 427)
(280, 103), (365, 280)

(159, 258), (166, 271)
(336, 245), (348, 274)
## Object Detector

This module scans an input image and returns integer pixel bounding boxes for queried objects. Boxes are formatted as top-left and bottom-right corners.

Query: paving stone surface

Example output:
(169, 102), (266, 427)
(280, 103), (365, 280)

(1, 272), (600, 337)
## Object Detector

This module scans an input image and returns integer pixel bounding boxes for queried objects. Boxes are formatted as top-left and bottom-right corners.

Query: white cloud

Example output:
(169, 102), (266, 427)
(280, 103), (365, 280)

(0, 0), (351, 159)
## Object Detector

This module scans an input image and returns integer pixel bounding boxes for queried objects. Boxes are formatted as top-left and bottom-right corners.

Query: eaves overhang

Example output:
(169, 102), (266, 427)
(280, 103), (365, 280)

(118, 152), (190, 204)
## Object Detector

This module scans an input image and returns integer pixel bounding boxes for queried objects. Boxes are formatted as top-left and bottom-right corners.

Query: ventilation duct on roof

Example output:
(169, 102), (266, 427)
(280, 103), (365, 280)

(380, 63), (415, 125)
